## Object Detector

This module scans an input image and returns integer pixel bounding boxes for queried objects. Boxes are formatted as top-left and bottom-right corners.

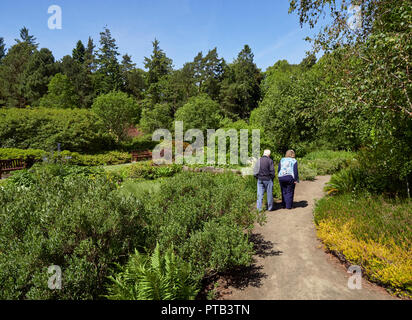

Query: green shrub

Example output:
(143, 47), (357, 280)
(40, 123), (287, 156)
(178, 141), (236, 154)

(174, 94), (222, 134)
(7, 163), (105, 188)
(181, 217), (254, 276)
(126, 162), (182, 180)
(0, 148), (131, 166)
(324, 166), (365, 195)
(0, 147), (46, 161)
(297, 162), (317, 181)
(142, 172), (258, 278)
(106, 244), (199, 300)
(118, 134), (158, 152)
(0, 168), (147, 299)
(0, 108), (114, 153)
(92, 91), (140, 141)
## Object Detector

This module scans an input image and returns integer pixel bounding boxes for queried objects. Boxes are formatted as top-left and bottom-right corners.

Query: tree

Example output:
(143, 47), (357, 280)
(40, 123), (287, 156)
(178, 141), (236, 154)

(95, 27), (122, 94)
(175, 94), (222, 134)
(39, 73), (80, 109)
(0, 38), (6, 64)
(121, 54), (147, 99)
(220, 45), (262, 119)
(140, 101), (174, 133)
(144, 39), (173, 104)
(299, 53), (317, 70)
(0, 42), (33, 108)
(72, 40), (86, 64)
(15, 27), (38, 48)
(84, 37), (96, 73)
(21, 48), (58, 106)
(92, 91), (140, 141)
(191, 48), (226, 100)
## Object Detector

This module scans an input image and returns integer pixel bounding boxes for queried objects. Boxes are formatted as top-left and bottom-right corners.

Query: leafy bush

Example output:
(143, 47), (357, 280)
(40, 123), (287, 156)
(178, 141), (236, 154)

(0, 148), (45, 161)
(118, 134), (158, 153)
(0, 168), (147, 299)
(0, 108), (114, 153)
(39, 73), (79, 109)
(324, 167), (364, 195)
(7, 163), (104, 188)
(174, 94), (222, 134)
(106, 244), (199, 300)
(314, 194), (412, 297)
(92, 91), (140, 141)
(297, 162), (317, 181)
(125, 161), (182, 180)
(180, 217), (254, 275)
(0, 148), (131, 166)
(142, 172), (258, 278)
(140, 101), (174, 133)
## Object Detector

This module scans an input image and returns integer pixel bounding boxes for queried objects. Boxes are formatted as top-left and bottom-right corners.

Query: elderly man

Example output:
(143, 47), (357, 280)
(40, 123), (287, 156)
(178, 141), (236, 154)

(254, 149), (275, 211)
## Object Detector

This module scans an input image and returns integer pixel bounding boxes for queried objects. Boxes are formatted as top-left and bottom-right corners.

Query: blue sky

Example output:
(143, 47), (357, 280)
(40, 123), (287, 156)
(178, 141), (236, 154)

(0, 0), (323, 71)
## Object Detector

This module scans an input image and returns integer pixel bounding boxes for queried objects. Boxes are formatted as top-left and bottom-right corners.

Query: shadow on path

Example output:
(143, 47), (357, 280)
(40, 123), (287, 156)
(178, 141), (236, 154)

(221, 233), (282, 290)
(272, 200), (308, 210)
(197, 233), (282, 299)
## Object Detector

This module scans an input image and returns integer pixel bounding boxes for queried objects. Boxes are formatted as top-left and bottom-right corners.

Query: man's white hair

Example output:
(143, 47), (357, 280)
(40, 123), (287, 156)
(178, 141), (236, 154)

(263, 149), (271, 157)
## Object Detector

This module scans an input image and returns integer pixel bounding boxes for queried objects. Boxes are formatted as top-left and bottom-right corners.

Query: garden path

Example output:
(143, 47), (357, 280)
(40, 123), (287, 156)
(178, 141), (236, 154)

(224, 176), (397, 300)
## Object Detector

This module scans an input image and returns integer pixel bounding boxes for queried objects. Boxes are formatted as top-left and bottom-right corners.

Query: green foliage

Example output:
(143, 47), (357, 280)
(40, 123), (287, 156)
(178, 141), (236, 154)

(21, 48), (58, 106)
(0, 108), (114, 152)
(39, 73), (80, 109)
(106, 244), (199, 300)
(118, 134), (158, 153)
(125, 162), (182, 180)
(91, 91), (140, 141)
(0, 42), (33, 108)
(324, 167), (364, 195)
(180, 217), (254, 275)
(190, 48), (226, 101)
(95, 27), (122, 94)
(220, 45), (262, 119)
(250, 59), (322, 153)
(0, 147), (45, 161)
(142, 172), (258, 277)
(7, 163), (104, 188)
(140, 101), (174, 133)
(314, 193), (412, 296)
(0, 168), (147, 299)
(144, 39), (173, 104)
(0, 37), (6, 63)
(175, 94), (222, 134)
(0, 148), (131, 166)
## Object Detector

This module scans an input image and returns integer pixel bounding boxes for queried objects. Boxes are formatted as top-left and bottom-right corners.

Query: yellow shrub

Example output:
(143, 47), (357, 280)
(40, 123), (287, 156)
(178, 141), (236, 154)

(317, 219), (412, 298)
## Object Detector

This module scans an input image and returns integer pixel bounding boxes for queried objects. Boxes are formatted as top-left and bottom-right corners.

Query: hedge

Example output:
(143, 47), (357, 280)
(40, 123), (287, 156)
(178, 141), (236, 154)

(0, 148), (131, 166)
(0, 107), (115, 153)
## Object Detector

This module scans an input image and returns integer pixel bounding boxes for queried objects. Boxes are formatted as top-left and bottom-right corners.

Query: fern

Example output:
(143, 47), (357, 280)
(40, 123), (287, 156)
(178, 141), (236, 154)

(324, 167), (364, 195)
(105, 243), (199, 300)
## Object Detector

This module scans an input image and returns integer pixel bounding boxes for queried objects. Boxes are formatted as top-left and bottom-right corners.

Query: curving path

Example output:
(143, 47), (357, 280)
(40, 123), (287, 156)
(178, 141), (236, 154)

(224, 176), (397, 300)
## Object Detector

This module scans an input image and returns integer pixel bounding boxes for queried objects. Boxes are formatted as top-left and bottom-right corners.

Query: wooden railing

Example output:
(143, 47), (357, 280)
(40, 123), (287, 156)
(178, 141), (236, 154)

(0, 159), (27, 178)
(131, 150), (153, 162)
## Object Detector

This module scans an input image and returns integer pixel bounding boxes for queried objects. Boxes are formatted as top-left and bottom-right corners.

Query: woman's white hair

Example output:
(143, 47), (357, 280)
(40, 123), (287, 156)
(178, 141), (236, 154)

(263, 149), (271, 157)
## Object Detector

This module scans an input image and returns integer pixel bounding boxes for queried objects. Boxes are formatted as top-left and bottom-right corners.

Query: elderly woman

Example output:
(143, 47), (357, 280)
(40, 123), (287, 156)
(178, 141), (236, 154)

(278, 150), (299, 209)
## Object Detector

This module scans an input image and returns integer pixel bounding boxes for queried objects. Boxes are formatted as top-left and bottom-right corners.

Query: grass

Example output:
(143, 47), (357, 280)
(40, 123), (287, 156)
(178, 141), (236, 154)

(314, 193), (412, 297)
(117, 178), (163, 198)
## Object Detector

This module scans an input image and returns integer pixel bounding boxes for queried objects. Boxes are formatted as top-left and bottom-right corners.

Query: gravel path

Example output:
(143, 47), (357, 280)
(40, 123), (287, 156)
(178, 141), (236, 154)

(224, 176), (397, 300)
